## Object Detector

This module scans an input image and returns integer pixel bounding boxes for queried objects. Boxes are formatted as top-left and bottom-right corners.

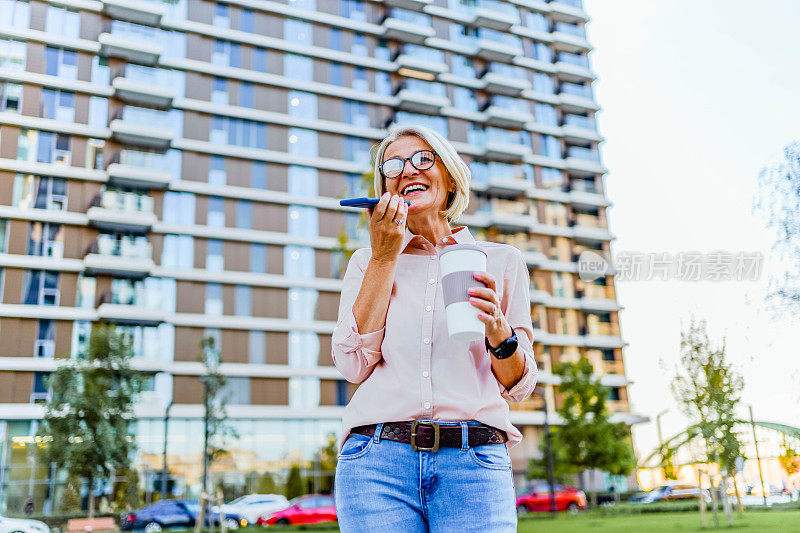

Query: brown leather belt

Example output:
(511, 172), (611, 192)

(350, 421), (507, 452)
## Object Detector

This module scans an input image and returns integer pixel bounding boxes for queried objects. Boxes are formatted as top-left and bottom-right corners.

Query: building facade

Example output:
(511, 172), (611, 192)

(0, 0), (638, 512)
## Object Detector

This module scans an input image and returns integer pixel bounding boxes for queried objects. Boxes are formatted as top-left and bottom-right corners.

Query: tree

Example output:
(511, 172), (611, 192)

(112, 467), (142, 512)
(541, 357), (636, 507)
(313, 433), (338, 495)
(778, 438), (800, 477)
(754, 140), (800, 312)
(39, 324), (147, 518)
(284, 465), (304, 500)
(59, 475), (82, 513)
(526, 437), (578, 485)
(256, 472), (277, 494)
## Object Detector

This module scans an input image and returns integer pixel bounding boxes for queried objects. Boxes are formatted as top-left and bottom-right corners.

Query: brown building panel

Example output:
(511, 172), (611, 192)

(265, 164), (287, 192)
(0, 318), (37, 357)
(221, 284), (234, 315)
(251, 287), (287, 318)
(185, 72), (211, 102)
(3, 268), (25, 304)
(315, 249), (334, 279)
(0, 171), (13, 204)
(226, 157), (250, 188)
(319, 379), (338, 406)
(80, 11), (103, 41)
(173, 375), (203, 404)
(6, 220), (29, 255)
(250, 377), (288, 405)
(174, 326), (204, 362)
(54, 320), (72, 359)
(0, 372), (33, 403)
(59, 272), (78, 307)
(251, 203), (286, 233)
(183, 111), (211, 143)
(318, 132), (342, 160)
(68, 181), (102, 213)
(317, 210), (344, 239)
(220, 329), (248, 364)
(318, 334), (333, 367)
(315, 292), (339, 322)
(266, 244), (283, 274)
(225, 241), (250, 272)
(0, 125), (19, 159)
(265, 332), (288, 364)
(176, 281), (206, 314)
(181, 151), (207, 184)
(318, 170), (347, 199)
(194, 238), (206, 269)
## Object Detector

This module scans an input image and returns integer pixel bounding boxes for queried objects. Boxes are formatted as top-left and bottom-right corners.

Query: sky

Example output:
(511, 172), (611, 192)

(583, 0), (800, 460)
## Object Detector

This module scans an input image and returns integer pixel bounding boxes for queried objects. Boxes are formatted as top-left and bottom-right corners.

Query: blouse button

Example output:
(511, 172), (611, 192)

(424, 402), (431, 409)
(428, 278), (435, 284)
(423, 371), (429, 378)
(425, 306), (432, 312)
(423, 338), (430, 344)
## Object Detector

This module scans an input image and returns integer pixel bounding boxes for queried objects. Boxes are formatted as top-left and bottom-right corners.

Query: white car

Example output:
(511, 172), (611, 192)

(216, 494), (289, 524)
(0, 515), (49, 533)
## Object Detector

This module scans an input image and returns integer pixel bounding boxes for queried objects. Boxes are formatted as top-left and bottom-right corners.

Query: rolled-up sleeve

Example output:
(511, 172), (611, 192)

(331, 248), (385, 383)
(496, 248), (537, 403)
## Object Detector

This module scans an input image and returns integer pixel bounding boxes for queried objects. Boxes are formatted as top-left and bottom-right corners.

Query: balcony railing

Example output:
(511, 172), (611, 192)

(569, 178), (599, 194)
(566, 146), (600, 162)
(554, 22), (586, 38)
(585, 322), (619, 336)
(91, 190), (154, 214)
(557, 52), (590, 69)
(574, 213), (602, 228)
(564, 114), (596, 130)
(560, 82), (593, 99)
(90, 234), (152, 260)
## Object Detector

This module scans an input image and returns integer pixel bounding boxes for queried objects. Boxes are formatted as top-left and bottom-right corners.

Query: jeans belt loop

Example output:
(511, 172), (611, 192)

(460, 421), (469, 451)
(373, 422), (384, 444)
(410, 420), (440, 452)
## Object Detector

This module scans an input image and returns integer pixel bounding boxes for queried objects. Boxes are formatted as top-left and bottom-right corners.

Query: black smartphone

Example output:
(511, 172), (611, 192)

(340, 197), (411, 208)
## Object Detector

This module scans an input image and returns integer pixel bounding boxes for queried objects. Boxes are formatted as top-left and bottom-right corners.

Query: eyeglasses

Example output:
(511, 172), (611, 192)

(379, 150), (438, 179)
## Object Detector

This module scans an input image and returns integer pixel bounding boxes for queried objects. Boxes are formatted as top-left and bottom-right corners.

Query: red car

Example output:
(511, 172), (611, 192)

(516, 483), (586, 514)
(257, 494), (336, 526)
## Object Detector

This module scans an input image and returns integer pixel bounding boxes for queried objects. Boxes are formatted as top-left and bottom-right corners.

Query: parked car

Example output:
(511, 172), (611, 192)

(257, 495), (336, 526)
(630, 484), (708, 503)
(120, 500), (246, 532)
(0, 515), (49, 533)
(515, 483), (586, 514)
(214, 494), (289, 524)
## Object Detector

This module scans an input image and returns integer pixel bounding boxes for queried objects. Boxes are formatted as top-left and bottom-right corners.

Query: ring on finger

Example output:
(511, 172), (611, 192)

(394, 218), (404, 225)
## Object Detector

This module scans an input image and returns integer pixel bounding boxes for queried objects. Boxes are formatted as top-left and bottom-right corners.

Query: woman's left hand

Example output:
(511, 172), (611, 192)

(468, 271), (514, 347)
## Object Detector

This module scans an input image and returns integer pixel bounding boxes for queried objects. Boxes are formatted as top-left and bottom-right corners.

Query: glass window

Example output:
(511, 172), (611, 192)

(208, 196), (225, 227)
(453, 87), (477, 112)
(44, 47), (77, 79)
(290, 0), (315, 10)
(212, 40), (240, 68)
(236, 200), (252, 229)
(234, 285), (251, 316)
(284, 245), (314, 279)
(1, 82), (21, 113)
(541, 167), (564, 190)
(206, 238), (223, 271)
(284, 54), (312, 81)
(343, 100), (369, 128)
(213, 3), (229, 28)
(211, 117), (267, 149)
(248, 330), (266, 364)
(209, 155), (226, 185)
(532, 42), (552, 63)
(450, 55), (475, 78)
(288, 166), (318, 197)
(353, 68), (368, 92)
(329, 29), (342, 51)
(162, 192), (195, 225)
(352, 34), (367, 57)
(343, 136), (370, 166)
(240, 8), (254, 32)
(285, 19), (312, 45)
(288, 128), (317, 157)
(250, 243), (266, 273)
(526, 11), (548, 32)
(162, 234), (194, 269)
(212, 77), (227, 106)
(27, 222), (64, 258)
(2, 0), (30, 29)
(288, 205), (318, 238)
(13, 175), (66, 210)
(253, 48), (267, 72)
(534, 103), (558, 127)
(0, 218), (8, 253)
(341, 0), (365, 21)
(533, 73), (554, 94)
(23, 269), (59, 306)
(0, 39), (26, 70)
(540, 135), (561, 159)
(329, 62), (343, 86)
(45, 5), (80, 39)
(41, 88), (75, 122)
(240, 82), (254, 108)
(288, 91), (317, 120)
(394, 111), (448, 137)
(88, 96), (108, 128)
(251, 161), (266, 189)
(205, 283), (223, 316)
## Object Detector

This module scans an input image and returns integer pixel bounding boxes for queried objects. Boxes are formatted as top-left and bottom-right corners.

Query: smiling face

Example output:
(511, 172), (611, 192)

(382, 135), (453, 220)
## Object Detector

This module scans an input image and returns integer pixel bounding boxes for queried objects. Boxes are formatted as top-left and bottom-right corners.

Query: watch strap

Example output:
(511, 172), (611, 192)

(485, 328), (517, 360)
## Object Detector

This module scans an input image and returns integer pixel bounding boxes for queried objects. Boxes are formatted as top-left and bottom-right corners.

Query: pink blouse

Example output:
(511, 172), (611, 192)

(331, 226), (537, 449)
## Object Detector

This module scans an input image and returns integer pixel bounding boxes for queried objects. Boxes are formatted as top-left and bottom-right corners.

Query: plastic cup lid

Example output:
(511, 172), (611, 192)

(438, 243), (487, 258)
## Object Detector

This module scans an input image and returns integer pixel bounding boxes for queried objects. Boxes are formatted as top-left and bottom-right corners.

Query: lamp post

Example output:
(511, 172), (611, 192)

(161, 400), (174, 500)
(536, 386), (557, 518)
(749, 405), (767, 506)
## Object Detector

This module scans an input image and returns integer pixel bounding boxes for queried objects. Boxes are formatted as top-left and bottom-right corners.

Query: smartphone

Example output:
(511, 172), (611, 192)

(340, 197), (411, 208)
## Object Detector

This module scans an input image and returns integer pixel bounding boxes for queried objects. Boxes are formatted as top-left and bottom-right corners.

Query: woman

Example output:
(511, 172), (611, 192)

(332, 125), (537, 532)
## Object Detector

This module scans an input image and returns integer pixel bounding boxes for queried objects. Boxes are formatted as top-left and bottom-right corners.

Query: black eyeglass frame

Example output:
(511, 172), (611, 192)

(379, 149), (439, 179)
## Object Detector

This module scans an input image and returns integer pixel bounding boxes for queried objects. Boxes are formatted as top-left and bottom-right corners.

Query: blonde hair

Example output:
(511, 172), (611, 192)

(372, 124), (470, 222)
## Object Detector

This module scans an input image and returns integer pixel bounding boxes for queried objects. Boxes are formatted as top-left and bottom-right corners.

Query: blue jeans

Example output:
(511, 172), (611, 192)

(334, 421), (517, 532)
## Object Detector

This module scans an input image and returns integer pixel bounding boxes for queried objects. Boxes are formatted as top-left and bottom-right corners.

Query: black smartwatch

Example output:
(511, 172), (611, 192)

(485, 328), (518, 360)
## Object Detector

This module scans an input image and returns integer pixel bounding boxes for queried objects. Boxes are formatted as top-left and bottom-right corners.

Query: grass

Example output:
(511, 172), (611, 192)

(241, 508), (800, 532)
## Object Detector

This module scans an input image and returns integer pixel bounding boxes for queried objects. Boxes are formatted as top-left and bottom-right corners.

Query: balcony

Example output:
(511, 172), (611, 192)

(112, 76), (175, 109)
(394, 53), (448, 76)
(483, 140), (529, 162)
(552, 23), (590, 53)
(96, 291), (164, 326)
(483, 105), (532, 129)
(109, 111), (172, 150)
(395, 89), (449, 114)
(485, 175), (530, 195)
(385, 0), (431, 8)
(475, 39), (522, 63)
(382, 16), (435, 44)
(549, 0), (588, 23)
(107, 162), (171, 189)
(481, 71), (530, 96)
(99, 32), (162, 66)
(488, 212), (533, 232)
(84, 236), (154, 278)
(101, 0), (164, 26)
(87, 191), (156, 234)
(565, 147), (605, 175)
(473, 3), (519, 32)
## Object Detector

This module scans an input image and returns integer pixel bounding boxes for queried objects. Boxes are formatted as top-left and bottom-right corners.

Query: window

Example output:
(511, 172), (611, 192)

(31, 372), (50, 403)
(288, 128), (317, 157)
(88, 97), (108, 128)
(44, 47), (77, 79)
(345, 173), (367, 197)
(212, 40), (240, 68)
(210, 116), (266, 148)
(540, 135), (561, 159)
(533, 73), (554, 94)
(220, 377), (250, 404)
(13, 175), (67, 210)
(541, 167), (564, 190)
(161, 234), (193, 269)
(248, 331), (265, 364)
(236, 200), (252, 229)
(288, 205), (318, 239)
(608, 387), (621, 401)
(211, 77), (227, 105)
(251, 161), (266, 189)
(534, 104), (558, 127)
(162, 191), (195, 225)
(329, 29), (342, 51)
(287, 166), (317, 197)
(284, 54), (312, 81)
(35, 319), (55, 358)
(353, 68), (368, 92)
(91, 55), (110, 84)
(284, 245), (314, 279)
(526, 11), (547, 32)
(285, 19), (312, 45)
(343, 136), (370, 166)
(45, 5), (80, 39)
(352, 35), (367, 57)
(1, 82), (21, 112)
(2, 0), (30, 29)
(235, 285), (250, 316)
(239, 82), (253, 108)
(532, 42), (552, 63)
(213, 3), (229, 28)
(209, 155), (225, 185)
(289, 0), (315, 10)
(23, 269), (59, 305)
(329, 62), (343, 86)
(343, 100), (369, 128)
(453, 87), (477, 112)
(394, 111), (447, 137)
(19, 130), (71, 165)
(0, 219), (8, 253)
(288, 91), (317, 120)
(205, 283), (223, 316)
(27, 222), (63, 258)
(240, 9), (254, 32)
(253, 48), (267, 72)
(206, 239), (223, 271)
(41, 89), (75, 122)
(250, 243), (266, 273)
(341, 0), (365, 21)
(208, 196), (225, 227)
(0, 39), (26, 70)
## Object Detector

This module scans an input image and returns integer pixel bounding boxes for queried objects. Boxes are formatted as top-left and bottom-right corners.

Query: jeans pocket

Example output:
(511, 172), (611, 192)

(338, 433), (374, 460)
(469, 443), (512, 470)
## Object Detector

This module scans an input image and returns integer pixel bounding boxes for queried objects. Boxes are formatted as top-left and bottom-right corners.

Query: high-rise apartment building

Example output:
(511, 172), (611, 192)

(0, 0), (640, 509)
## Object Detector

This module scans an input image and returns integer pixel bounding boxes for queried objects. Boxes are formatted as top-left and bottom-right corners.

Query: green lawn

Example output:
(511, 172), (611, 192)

(517, 510), (800, 532)
(251, 509), (800, 532)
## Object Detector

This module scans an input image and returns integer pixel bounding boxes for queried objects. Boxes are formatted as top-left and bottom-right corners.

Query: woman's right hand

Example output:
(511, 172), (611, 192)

(367, 192), (408, 264)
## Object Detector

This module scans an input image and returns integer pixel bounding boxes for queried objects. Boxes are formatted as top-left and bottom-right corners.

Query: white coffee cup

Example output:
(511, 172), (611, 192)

(439, 244), (488, 342)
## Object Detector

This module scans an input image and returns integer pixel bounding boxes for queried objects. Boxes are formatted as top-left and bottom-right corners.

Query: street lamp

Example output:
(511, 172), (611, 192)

(655, 409), (669, 453)
(161, 400), (174, 500)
